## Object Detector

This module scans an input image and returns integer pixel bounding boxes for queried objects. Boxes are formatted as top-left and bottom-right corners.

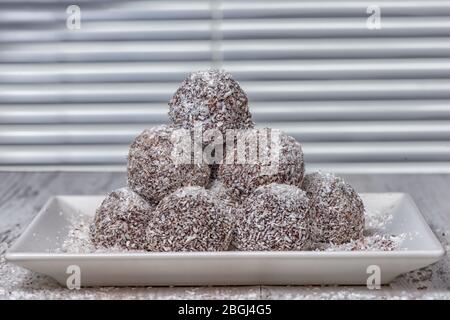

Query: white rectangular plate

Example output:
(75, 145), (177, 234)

(5, 193), (445, 286)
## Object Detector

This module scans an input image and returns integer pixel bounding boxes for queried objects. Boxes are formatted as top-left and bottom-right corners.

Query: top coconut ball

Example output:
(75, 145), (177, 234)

(168, 69), (254, 134)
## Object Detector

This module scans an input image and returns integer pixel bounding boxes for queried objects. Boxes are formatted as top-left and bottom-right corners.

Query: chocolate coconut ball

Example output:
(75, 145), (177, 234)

(90, 188), (154, 250)
(217, 129), (305, 198)
(146, 186), (234, 252)
(168, 69), (254, 134)
(233, 183), (311, 251)
(127, 125), (210, 203)
(302, 172), (365, 245)
(208, 179), (240, 208)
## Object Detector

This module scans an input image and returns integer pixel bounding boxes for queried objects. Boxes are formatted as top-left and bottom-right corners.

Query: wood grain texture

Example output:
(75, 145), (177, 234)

(0, 172), (448, 299)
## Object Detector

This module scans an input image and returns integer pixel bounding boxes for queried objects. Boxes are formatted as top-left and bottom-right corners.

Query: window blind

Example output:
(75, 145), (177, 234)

(1, 0), (450, 173)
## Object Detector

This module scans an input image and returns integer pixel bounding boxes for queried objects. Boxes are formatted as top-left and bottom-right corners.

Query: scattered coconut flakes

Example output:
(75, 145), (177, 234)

(316, 233), (406, 252)
(59, 214), (94, 253)
(58, 213), (146, 254)
(314, 207), (405, 251)
(365, 208), (394, 231)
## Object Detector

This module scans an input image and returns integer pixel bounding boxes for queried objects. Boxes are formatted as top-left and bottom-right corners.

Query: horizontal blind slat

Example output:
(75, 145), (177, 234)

(223, 38), (450, 60)
(2, 121), (450, 144)
(1, 142), (449, 164)
(3, 38), (450, 63)
(4, 18), (450, 43)
(5, 80), (450, 103)
(222, 1), (450, 18)
(4, 59), (450, 83)
(308, 162), (450, 174)
(5, 1), (450, 24)
(3, 100), (450, 123)
(3, 162), (450, 174)
(304, 141), (450, 162)
(0, 41), (213, 63)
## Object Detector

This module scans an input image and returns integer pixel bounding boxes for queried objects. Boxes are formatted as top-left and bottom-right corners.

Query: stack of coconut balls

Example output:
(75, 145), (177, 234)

(90, 70), (365, 252)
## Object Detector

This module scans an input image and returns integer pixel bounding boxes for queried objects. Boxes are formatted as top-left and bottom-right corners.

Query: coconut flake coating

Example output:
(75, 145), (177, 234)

(168, 69), (254, 133)
(302, 172), (365, 245)
(90, 188), (154, 250)
(146, 186), (234, 252)
(233, 183), (311, 251)
(217, 129), (305, 198)
(127, 125), (210, 203)
(208, 179), (241, 209)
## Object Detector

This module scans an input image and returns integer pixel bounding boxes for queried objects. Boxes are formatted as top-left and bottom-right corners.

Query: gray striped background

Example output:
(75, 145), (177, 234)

(1, 0), (450, 173)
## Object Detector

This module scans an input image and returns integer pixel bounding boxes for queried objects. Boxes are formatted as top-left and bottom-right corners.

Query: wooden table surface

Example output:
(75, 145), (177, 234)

(0, 172), (449, 299)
